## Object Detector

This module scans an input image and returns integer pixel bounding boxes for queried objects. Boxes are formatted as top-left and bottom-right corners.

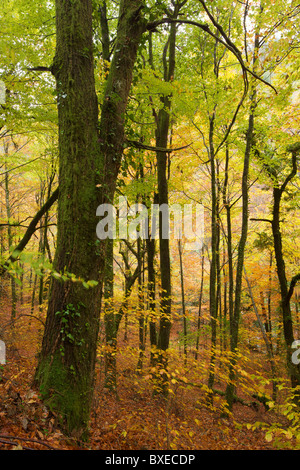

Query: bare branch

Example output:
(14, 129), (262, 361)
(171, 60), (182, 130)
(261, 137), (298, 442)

(125, 139), (191, 153)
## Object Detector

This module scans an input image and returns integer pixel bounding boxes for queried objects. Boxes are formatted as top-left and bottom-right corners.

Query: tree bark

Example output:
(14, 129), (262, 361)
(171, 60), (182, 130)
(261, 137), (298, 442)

(34, 0), (103, 437)
(34, 0), (146, 437)
(225, 104), (255, 411)
(244, 267), (277, 401)
(224, 25), (259, 411)
(208, 114), (218, 391)
(4, 159), (17, 320)
(154, 9), (178, 393)
(103, 237), (116, 391)
(178, 239), (187, 365)
(271, 150), (300, 389)
(195, 246), (205, 360)
(146, 193), (157, 365)
(223, 145), (234, 335)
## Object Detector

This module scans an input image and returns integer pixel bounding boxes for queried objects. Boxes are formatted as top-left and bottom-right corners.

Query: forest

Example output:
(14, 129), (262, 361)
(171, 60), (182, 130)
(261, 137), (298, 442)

(0, 0), (300, 453)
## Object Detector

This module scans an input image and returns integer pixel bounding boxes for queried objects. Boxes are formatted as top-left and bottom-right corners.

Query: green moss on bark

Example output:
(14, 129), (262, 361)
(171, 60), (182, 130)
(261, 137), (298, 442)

(35, 352), (92, 438)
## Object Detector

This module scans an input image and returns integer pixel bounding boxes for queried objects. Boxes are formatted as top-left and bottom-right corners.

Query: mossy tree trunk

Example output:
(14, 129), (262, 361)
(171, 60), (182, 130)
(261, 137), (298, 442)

(34, 0), (146, 438)
(154, 3), (180, 394)
(34, 0), (103, 437)
(271, 147), (300, 391)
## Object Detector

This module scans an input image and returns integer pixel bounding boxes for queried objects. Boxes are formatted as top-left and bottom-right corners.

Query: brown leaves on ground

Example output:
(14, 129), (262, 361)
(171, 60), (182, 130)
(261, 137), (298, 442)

(0, 355), (275, 451)
(0, 301), (292, 451)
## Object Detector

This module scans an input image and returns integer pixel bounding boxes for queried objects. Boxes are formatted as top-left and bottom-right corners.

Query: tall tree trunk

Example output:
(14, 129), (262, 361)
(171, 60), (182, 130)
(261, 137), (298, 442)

(99, 0), (117, 392)
(224, 23), (260, 410)
(178, 239), (187, 365)
(38, 174), (55, 312)
(31, 273), (38, 316)
(4, 160), (17, 320)
(221, 242), (228, 351)
(146, 193), (157, 365)
(137, 237), (146, 371)
(34, 0), (104, 437)
(224, 146), (234, 335)
(208, 114), (218, 391)
(225, 94), (256, 411)
(103, 237), (116, 391)
(267, 252), (273, 340)
(155, 9), (178, 393)
(195, 246), (205, 360)
(271, 148), (300, 390)
(34, 0), (146, 437)
(244, 268), (277, 401)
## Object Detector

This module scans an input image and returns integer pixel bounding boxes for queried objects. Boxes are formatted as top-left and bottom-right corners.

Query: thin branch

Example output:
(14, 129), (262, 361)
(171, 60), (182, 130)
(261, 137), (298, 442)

(125, 139), (191, 153)
(1, 187), (59, 274)
(0, 434), (58, 450)
(280, 142), (300, 194)
(285, 273), (300, 307)
(27, 66), (52, 73)
(250, 218), (273, 224)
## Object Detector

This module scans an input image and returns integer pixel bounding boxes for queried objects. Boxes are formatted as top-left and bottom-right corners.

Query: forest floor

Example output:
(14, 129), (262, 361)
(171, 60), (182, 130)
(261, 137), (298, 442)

(0, 296), (296, 451)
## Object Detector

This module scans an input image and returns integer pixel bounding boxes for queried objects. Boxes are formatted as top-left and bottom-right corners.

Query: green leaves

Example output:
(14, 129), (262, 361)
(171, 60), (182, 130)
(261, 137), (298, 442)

(6, 251), (99, 290)
(0, 0), (56, 134)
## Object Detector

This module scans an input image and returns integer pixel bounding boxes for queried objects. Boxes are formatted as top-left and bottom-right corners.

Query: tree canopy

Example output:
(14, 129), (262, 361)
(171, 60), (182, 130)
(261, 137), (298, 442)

(0, 0), (300, 451)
